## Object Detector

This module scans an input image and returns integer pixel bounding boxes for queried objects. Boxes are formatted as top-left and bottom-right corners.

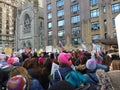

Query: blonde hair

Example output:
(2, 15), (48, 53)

(9, 66), (31, 90)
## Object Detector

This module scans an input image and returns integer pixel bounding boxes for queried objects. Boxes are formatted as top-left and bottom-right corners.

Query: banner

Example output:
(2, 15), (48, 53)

(115, 14), (120, 57)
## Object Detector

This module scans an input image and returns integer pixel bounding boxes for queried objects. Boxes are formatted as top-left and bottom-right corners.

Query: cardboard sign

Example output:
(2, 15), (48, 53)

(4, 48), (12, 55)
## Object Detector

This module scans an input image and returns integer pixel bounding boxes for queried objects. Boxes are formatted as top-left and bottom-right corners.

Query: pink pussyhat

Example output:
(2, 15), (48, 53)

(58, 53), (71, 64)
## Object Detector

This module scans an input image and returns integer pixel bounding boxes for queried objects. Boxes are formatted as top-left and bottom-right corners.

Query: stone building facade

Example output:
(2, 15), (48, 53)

(15, 0), (44, 51)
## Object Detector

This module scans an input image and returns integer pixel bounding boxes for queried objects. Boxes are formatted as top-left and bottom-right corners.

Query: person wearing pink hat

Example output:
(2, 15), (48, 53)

(49, 53), (73, 86)
(58, 52), (72, 65)
(49, 52), (87, 89)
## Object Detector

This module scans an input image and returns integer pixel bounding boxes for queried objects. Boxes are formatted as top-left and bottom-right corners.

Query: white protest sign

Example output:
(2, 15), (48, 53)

(46, 46), (53, 52)
(115, 14), (120, 57)
(50, 62), (59, 75)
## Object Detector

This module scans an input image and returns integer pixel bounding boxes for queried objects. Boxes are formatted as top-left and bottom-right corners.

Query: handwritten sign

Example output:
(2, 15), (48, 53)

(115, 14), (120, 57)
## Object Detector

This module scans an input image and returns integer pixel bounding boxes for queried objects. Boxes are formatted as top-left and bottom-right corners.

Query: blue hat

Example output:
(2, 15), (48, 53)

(86, 59), (96, 70)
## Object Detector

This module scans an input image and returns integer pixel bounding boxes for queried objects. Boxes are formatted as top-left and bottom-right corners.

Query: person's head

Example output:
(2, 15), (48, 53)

(58, 52), (72, 66)
(8, 66), (31, 90)
(96, 69), (120, 90)
(33, 52), (38, 57)
(86, 59), (96, 71)
(0, 53), (6, 61)
(109, 60), (120, 70)
(22, 58), (41, 69)
(107, 70), (120, 90)
(9, 66), (31, 82)
(79, 55), (87, 65)
(7, 75), (29, 90)
(102, 55), (112, 68)
(7, 56), (19, 64)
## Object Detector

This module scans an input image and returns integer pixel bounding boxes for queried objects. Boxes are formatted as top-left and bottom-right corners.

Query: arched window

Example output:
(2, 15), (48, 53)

(27, 41), (31, 48)
(24, 14), (31, 32)
(23, 41), (26, 48)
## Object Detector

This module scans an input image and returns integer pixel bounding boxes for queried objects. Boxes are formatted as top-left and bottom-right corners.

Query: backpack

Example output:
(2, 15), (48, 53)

(65, 70), (87, 88)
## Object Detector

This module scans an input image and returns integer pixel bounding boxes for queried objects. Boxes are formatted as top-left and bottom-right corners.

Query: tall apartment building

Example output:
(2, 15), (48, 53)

(43, 0), (120, 50)
(0, 0), (18, 51)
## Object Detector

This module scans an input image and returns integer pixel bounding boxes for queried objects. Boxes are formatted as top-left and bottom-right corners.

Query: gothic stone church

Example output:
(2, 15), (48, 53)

(15, 0), (44, 51)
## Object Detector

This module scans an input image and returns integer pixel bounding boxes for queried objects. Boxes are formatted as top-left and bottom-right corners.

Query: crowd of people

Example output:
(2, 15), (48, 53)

(0, 48), (120, 90)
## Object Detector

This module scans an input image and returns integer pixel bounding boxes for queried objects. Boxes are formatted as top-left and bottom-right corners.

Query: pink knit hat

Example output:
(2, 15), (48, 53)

(7, 57), (19, 65)
(38, 57), (44, 63)
(7, 57), (14, 65)
(58, 53), (71, 64)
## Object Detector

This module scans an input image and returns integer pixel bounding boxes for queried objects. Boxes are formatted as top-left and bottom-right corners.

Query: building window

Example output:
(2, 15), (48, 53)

(104, 33), (107, 39)
(48, 13), (52, 19)
(0, 7), (2, 13)
(92, 34), (100, 42)
(47, 3), (51, 10)
(57, 9), (64, 17)
(6, 20), (9, 24)
(58, 30), (65, 37)
(112, 3), (120, 13)
(103, 6), (106, 13)
(39, 21), (43, 29)
(9, 31), (13, 35)
(48, 22), (52, 28)
(90, 9), (99, 18)
(104, 19), (107, 27)
(6, 36), (9, 40)
(72, 37), (82, 45)
(71, 15), (80, 24)
(0, 40), (2, 47)
(72, 26), (80, 35)
(0, 36), (2, 41)
(24, 14), (31, 32)
(71, 4), (80, 13)
(112, 18), (115, 26)
(48, 31), (53, 37)
(71, 0), (76, 2)
(48, 40), (52, 45)
(5, 43), (9, 47)
(0, 30), (2, 33)
(90, 0), (98, 6)
(6, 31), (9, 34)
(0, 23), (2, 29)
(57, 0), (64, 7)
(6, 25), (9, 29)
(58, 20), (64, 27)
(113, 32), (117, 38)
(91, 21), (100, 30)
